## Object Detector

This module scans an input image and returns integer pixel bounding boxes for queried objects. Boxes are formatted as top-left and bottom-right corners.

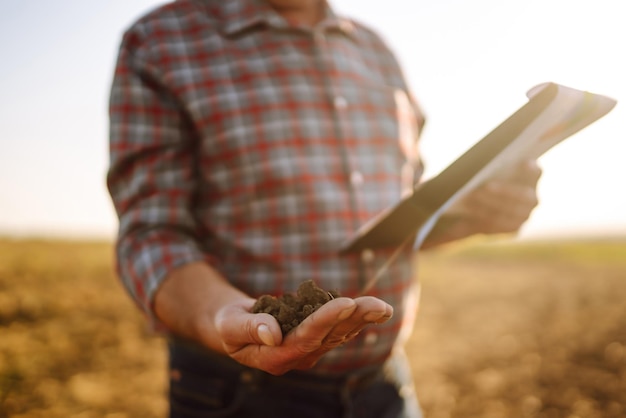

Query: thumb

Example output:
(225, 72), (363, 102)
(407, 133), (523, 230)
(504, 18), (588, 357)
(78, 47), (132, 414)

(256, 322), (277, 346)
(248, 312), (284, 347)
(215, 306), (283, 348)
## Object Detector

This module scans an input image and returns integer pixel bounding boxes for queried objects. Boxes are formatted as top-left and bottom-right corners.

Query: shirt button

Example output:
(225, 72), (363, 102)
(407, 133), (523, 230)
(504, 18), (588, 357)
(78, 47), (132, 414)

(350, 170), (363, 186)
(361, 248), (375, 263)
(364, 332), (378, 345)
(333, 96), (348, 110)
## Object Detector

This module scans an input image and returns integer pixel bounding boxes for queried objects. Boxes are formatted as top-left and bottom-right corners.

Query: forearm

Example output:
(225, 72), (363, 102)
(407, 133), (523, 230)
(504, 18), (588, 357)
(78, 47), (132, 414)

(421, 161), (541, 250)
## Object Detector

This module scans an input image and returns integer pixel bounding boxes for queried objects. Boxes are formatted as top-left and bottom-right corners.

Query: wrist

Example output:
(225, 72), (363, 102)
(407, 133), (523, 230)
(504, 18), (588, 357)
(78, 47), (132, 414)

(153, 261), (253, 353)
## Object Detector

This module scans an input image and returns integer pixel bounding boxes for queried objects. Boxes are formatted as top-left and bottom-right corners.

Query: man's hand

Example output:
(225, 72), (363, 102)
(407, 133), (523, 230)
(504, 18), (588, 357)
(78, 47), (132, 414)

(456, 159), (542, 234)
(422, 159), (542, 248)
(215, 295), (392, 375)
(155, 262), (392, 376)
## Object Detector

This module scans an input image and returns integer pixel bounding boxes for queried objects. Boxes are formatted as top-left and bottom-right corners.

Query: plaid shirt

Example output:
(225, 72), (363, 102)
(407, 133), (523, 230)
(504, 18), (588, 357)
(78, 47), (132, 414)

(107, 0), (425, 373)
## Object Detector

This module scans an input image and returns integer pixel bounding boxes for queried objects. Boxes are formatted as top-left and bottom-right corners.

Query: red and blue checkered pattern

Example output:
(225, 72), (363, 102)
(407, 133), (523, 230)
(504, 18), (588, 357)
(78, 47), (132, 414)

(107, 0), (425, 372)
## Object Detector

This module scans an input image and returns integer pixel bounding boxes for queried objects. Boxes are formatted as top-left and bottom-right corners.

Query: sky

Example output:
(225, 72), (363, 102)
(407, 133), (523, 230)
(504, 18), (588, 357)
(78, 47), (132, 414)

(0, 0), (624, 240)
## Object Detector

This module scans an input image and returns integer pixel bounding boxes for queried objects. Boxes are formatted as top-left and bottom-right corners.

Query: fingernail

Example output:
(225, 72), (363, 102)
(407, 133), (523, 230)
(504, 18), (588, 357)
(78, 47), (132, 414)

(337, 305), (355, 321)
(257, 324), (275, 346)
(363, 311), (385, 322)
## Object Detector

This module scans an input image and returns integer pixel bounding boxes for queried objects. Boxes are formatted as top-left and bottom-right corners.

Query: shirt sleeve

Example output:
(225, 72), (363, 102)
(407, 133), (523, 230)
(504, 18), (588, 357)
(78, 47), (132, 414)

(106, 26), (211, 328)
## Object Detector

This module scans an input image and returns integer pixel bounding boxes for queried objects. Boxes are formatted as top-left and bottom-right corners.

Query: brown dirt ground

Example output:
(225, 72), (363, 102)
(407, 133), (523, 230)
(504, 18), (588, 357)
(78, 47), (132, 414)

(0, 238), (625, 418)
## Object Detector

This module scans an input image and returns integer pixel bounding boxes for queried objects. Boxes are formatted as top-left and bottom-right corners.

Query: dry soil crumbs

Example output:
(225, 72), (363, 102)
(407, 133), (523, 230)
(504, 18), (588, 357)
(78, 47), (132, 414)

(251, 280), (341, 335)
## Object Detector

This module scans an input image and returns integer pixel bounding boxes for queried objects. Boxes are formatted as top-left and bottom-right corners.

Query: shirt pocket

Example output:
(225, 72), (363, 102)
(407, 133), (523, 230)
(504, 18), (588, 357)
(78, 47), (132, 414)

(343, 83), (424, 201)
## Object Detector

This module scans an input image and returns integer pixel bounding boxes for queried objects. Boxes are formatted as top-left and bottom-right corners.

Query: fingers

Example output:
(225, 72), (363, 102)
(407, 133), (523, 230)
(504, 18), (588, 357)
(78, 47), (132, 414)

(464, 181), (539, 233)
(286, 296), (392, 371)
(485, 182), (538, 211)
(465, 160), (541, 234)
(291, 297), (392, 352)
(287, 297), (357, 353)
(507, 159), (543, 186)
(324, 296), (393, 344)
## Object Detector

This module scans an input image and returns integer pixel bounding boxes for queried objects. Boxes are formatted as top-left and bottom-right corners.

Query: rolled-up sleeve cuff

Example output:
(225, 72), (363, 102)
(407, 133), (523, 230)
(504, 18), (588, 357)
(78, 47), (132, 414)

(115, 232), (215, 333)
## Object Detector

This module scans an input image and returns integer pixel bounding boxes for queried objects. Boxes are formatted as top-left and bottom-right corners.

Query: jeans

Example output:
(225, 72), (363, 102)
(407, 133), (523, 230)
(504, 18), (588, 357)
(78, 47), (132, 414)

(167, 338), (421, 418)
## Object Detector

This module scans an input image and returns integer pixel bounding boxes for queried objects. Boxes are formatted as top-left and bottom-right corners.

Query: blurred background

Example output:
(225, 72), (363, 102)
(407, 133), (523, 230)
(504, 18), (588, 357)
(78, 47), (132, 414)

(1, 1), (625, 418)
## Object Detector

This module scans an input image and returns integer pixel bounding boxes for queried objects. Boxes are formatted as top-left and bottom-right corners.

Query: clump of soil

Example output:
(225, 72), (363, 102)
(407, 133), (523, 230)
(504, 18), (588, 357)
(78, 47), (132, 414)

(251, 280), (341, 335)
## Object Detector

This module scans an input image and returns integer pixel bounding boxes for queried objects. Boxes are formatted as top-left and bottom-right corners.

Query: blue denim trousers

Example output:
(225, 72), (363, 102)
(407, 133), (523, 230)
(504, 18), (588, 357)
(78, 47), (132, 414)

(167, 338), (421, 418)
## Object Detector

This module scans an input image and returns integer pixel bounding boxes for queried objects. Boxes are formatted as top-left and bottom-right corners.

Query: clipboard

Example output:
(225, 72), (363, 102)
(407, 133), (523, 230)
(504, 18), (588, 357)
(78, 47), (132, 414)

(340, 82), (617, 254)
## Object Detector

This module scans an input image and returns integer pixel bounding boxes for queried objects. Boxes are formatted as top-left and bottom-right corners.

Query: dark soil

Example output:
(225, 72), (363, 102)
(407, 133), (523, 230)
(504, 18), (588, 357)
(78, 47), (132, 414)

(251, 280), (341, 335)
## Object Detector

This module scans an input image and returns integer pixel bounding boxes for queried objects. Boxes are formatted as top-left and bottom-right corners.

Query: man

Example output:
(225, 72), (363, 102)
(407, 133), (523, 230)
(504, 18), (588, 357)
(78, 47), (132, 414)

(107, 0), (541, 417)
